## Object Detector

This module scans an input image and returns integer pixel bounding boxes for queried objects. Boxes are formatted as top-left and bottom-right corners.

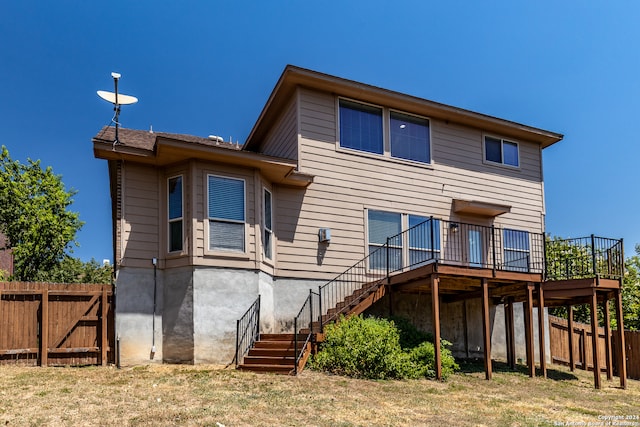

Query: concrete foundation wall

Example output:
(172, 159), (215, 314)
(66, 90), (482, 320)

(273, 277), (326, 332)
(365, 292), (550, 363)
(115, 267), (163, 365)
(193, 268), (260, 364)
(116, 265), (550, 366)
(163, 267), (194, 363)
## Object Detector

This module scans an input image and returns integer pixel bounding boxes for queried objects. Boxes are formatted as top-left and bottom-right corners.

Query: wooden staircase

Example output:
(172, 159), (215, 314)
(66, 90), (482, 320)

(237, 279), (387, 375)
(237, 334), (309, 374)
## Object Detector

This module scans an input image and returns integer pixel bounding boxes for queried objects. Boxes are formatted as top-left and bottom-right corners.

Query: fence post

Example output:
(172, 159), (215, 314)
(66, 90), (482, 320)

(591, 234), (597, 276)
(40, 286), (49, 367)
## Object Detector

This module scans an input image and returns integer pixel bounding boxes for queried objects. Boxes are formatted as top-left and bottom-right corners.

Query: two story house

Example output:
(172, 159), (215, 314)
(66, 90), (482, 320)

(93, 65), (626, 387)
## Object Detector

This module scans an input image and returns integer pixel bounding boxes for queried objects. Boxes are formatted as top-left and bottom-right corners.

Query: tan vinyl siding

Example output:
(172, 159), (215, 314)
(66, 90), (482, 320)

(120, 163), (159, 267)
(260, 97), (298, 160)
(271, 87), (545, 279)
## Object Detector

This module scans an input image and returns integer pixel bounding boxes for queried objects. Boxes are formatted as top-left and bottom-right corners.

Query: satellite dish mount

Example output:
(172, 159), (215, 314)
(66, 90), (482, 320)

(97, 72), (138, 145)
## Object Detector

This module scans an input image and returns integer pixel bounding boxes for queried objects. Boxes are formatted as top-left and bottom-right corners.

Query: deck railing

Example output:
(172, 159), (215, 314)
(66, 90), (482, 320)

(545, 235), (624, 280)
(293, 289), (319, 374)
(233, 295), (260, 367)
(234, 217), (624, 371)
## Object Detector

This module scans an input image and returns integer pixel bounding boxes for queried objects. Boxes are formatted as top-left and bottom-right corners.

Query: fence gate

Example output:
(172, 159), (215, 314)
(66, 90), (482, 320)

(0, 282), (114, 366)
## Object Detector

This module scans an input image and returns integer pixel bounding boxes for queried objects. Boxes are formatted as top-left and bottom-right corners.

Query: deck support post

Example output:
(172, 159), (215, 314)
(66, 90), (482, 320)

(536, 283), (547, 378)
(431, 274), (442, 381)
(567, 305), (575, 371)
(603, 298), (613, 381)
(504, 298), (516, 370)
(614, 287), (627, 389)
(524, 283), (535, 377)
(481, 278), (492, 380)
(590, 289), (602, 389)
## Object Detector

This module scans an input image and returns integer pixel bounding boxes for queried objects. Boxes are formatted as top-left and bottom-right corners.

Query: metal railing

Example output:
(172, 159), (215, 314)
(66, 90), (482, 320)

(233, 217), (624, 373)
(293, 289), (319, 375)
(318, 245), (388, 327)
(233, 295), (260, 367)
(545, 235), (624, 280)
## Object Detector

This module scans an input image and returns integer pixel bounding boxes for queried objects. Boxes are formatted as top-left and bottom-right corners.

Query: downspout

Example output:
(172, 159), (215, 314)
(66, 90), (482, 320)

(151, 257), (157, 358)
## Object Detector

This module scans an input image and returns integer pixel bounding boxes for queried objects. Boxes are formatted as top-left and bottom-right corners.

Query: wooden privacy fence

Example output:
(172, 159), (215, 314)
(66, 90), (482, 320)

(0, 282), (114, 366)
(549, 315), (640, 380)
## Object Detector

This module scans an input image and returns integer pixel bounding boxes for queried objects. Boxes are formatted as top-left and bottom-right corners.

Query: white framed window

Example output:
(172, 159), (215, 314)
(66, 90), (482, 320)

(503, 229), (530, 272)
(408, 215), (440, 266)
(338, 98), (431, 164)
(368, 210), (402, 271)
(367, 210), (441, 271)
(263, 188), (273, 260)
(168, 175), (183, 253)
(484, 136), (519, 167)
(207, 175), (245, 252)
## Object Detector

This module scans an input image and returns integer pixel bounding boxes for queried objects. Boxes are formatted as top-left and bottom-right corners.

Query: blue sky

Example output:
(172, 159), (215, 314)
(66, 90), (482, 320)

(1, 1), (639, 262)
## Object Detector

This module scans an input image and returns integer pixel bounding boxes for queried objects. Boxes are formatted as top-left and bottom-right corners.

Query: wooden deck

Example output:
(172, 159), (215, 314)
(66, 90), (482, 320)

(382, 261), (626, 389)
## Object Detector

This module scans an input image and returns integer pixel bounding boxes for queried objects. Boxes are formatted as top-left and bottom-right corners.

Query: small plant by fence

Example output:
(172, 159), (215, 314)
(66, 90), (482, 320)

(0, 281), (114, 366)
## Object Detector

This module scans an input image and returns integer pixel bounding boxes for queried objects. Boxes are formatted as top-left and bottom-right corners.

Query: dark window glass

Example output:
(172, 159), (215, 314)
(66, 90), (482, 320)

(339, 99), (383, 155)
(168, 176), (183, 252)
(485, 136), (502, 163)
(390, 112), (430, 163)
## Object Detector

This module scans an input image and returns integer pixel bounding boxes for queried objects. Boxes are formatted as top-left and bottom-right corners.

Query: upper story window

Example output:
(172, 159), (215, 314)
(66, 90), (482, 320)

(168, 176), (183, 253)
(390, 112), (431, 163)
(484, 136), (519, 167)
(339, 99), (383, 154)
(339, 99), (431, 164)
(208, 175), (245, 253)
(263, 188), (273, 260)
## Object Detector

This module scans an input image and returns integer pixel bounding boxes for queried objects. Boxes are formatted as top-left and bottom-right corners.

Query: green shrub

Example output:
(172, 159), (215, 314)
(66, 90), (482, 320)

(311, 315), (413, 379)
(311, 315), (459, 380)
(409, 340), (459, 380)
(389, 316), (432, 350)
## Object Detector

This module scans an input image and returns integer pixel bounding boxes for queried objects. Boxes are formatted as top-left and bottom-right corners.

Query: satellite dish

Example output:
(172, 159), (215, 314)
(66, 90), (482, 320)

(97, 72), (138, 145)
(97, 90), (138, 105)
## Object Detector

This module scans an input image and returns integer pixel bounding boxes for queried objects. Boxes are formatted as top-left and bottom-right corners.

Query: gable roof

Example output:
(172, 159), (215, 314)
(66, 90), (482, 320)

(244, 65), (563, 152)
(92, 127), (313, 187)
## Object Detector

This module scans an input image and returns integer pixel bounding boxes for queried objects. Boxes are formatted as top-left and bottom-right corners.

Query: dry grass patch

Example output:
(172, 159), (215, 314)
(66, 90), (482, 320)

(0, 362), (637, 426)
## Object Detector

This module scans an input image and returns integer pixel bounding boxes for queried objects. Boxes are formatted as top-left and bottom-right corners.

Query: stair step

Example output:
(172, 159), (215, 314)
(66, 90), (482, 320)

(248, 347), (294, 356)
(242, 355), (295, 365)
(259, 333), (305, 341)
(238, 364), (294, 374)
(254, 341), (305, 350)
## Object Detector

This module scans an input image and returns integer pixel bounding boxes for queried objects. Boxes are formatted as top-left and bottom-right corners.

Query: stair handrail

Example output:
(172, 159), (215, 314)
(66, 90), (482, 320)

(233, 295), (260, 367)
(293, 289), (319, 375)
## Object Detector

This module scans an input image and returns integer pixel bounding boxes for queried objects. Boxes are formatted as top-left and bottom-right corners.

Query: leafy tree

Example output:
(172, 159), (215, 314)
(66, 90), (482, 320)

(0, 146), (83, 281)
(34, 257), (113, 284)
